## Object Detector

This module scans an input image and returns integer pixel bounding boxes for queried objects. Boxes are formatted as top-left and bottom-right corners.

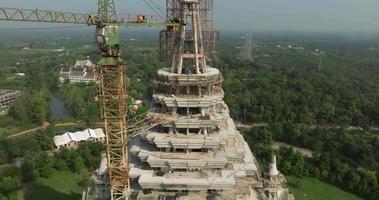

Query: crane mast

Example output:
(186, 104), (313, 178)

(1, 0), (129, 199)
(95, 0), (129, 199)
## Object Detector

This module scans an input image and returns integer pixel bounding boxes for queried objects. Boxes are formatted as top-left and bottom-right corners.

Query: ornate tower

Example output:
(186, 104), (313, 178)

(129, 1), (293, 199)
(171, 0), (207, 75)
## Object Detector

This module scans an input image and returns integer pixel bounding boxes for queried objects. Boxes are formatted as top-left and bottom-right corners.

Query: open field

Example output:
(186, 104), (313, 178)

(24, 170), (83, 200)
(287, 176), (362, 200)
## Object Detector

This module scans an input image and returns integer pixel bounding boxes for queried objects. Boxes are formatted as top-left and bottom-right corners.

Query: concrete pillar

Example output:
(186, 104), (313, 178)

(201, 107), (206, 116)
(172, 106), (177, 116)
(204, 128), (208, 135)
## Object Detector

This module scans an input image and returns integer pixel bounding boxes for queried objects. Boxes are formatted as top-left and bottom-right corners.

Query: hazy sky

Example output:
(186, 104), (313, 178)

(1, 0), (379, 32)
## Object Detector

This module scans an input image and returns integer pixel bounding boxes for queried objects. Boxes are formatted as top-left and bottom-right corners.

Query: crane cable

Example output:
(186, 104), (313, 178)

(143, 0), (165, 20)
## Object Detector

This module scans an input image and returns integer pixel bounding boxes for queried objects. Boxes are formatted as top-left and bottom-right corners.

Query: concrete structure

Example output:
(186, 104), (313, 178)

(129, 1), (293, 199)
(82, 153), (111, 200)
(263, 155), (292, 200)
(0, 89), (22, 107)
(160, 0), (219, 62)
(59, 58), (97, 84)
(53, 128), (105, 150)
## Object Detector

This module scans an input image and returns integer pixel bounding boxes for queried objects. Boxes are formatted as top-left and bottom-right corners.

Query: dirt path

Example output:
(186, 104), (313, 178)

(236, 122), (378, 132)
(272, 141), (314, 158)
(8, 120), (378, 139)
(6, 121), (105, 139)
(7, 122), (50, 138)
(235, 122), (269, 130)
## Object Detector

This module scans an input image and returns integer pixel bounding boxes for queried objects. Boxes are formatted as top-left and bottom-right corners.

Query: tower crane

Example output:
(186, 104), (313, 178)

(0, 1), (178, 199)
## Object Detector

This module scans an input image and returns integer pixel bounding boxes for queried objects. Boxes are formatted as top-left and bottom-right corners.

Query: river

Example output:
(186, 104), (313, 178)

(49, 92), (71, 119)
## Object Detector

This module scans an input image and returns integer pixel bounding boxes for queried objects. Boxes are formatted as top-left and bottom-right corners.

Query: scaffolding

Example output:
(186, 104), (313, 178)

(160, 0), (219, 62)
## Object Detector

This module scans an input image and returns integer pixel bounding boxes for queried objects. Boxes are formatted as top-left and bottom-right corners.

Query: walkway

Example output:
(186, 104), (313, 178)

(7, 121), (104, 139)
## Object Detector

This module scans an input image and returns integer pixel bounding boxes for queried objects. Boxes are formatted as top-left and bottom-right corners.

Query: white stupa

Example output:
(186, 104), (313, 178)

(269, 155), (279, 177)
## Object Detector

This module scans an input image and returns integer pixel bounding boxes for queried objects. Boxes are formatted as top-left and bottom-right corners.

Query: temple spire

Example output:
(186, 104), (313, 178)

(171, 0), (207, 75)
(269, 154), (279, 177)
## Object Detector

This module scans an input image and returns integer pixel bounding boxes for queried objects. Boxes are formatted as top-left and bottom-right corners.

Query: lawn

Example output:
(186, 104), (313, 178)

(24, 170), (83, 200)
(287, 176), (362, 200)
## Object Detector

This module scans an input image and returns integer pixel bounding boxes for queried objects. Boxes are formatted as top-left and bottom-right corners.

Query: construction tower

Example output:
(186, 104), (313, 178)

(96, 1), (129, 199)
(160, 0), (219, 62)
(129, 0), (292, 199)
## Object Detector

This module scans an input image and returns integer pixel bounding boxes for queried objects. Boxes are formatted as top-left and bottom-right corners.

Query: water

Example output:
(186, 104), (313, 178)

(49, 92), (71, 119)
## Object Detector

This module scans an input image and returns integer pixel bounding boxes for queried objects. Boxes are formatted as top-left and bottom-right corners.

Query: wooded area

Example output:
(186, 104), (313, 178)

(0, 30), (378, 199)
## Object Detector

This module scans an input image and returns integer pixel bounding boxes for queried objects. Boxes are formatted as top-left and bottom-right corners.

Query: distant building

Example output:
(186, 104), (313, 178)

(0, 89), (23, 107)
(16, 73), (26, 77)
(59, 58), (97, 84)
(74, 58), (95, 68)
(21, 44), (30, 50)
(53, 128), (105, 150)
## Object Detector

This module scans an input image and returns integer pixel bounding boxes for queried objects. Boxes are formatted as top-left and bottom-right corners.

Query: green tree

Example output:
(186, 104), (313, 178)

(39, 165), (53, 178)
(70, 155), (85, 173)
(0, 176), (19, 195)
(54, 159), (68, 171)
(78, 176), (91, 188)
(9, 98), (28, 122)
(321, 170), (329, 179)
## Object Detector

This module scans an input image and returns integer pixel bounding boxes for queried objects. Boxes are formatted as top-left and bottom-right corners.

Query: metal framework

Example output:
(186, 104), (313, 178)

(98, 0), (118, 23)
(171, 0), (207, 75)
(160, 0), (219, 62)
(0, 7), (95, 24)
(0, 6), (177, 27)
(95, 1), (129, 199)
(1, 1), (129, 199)
(98, 58), (128, 200)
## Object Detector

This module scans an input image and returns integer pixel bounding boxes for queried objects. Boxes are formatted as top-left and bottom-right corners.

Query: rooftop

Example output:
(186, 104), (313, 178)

(54, 128), (105, 147)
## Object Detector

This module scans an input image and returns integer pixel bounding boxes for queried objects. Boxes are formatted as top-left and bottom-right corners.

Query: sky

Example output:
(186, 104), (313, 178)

(1, 0), (379, 32)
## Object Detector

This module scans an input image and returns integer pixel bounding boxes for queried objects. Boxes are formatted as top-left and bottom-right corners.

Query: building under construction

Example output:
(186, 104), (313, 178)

(127, 0), (293, 199)
(160, 0), (219, 62)
(0, 0), (294, 199)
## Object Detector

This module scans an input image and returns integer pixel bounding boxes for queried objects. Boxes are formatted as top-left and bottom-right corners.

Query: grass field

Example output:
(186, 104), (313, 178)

(24, 170), (83, 200)
(287, 176), (362, 200)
